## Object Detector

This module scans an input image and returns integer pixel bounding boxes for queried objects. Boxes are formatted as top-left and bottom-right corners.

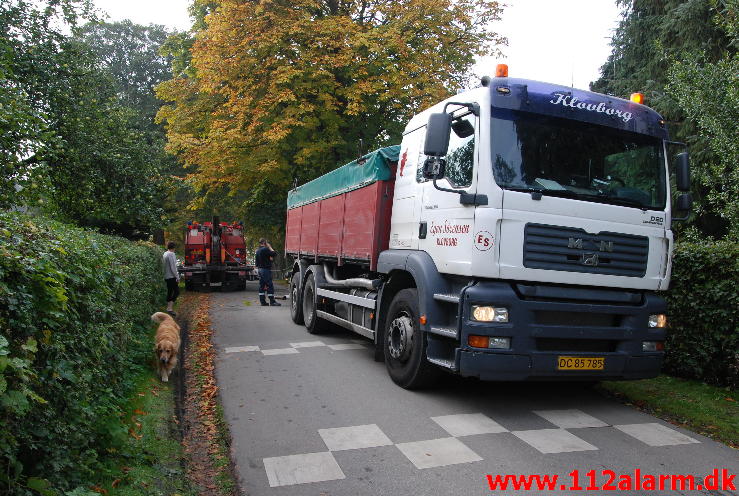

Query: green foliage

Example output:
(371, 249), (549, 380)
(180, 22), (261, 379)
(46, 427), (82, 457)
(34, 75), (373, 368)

(0, 212), (165, 494)
(592, 0), (737, 238)
(42, 40), (168, 234)
(665, 3), (739, 238)
(77, 21), (173, 130)
(0, 0), (83, 209)
(1, 3), (178, 237)
(664, 241), (739, 387)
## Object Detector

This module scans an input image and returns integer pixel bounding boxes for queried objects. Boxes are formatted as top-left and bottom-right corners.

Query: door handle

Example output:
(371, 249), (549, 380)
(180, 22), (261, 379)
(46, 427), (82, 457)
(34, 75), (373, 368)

(419, 221), (427, 239)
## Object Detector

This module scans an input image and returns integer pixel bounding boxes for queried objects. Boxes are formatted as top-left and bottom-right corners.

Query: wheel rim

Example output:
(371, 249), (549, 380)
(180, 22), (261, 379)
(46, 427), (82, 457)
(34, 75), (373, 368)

(388, 311), (414, 361)
(304, 285), (314, 323)
(291, 281), (298, 313)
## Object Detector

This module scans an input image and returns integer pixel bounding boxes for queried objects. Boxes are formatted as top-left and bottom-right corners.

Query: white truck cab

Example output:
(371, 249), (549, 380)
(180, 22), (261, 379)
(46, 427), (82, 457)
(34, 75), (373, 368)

(288, 69), (691, 389)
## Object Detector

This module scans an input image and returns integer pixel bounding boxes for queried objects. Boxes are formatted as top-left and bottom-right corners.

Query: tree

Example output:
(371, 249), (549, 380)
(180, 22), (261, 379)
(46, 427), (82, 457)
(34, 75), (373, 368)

(666, 1), (739, 238)
(157, 0), (505, 239)
(0, 0), (89, 209)
(74, 21), (189, 237)
(41, 40), (167, 235)
(77, 21), (173, 132)
(591, 0), (735, 238)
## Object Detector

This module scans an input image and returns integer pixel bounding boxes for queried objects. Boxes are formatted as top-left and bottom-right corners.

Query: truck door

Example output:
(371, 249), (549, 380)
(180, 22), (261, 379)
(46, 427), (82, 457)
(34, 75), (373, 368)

(418, 108), (479, 276)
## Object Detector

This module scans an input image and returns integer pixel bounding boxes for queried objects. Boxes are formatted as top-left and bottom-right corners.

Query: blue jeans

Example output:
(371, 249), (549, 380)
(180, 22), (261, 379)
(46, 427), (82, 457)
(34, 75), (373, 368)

(258, 268), (274, 301)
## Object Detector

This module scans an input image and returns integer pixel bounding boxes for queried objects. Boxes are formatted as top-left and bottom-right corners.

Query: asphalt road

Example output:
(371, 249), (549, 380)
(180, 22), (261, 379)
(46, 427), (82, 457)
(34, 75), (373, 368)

(211, 282), (737, 496)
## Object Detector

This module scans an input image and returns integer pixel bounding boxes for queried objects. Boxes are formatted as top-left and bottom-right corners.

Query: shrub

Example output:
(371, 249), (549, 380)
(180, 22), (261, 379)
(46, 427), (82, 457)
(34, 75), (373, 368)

(664, 240), (739, 388)
(0, 212), (165, 494)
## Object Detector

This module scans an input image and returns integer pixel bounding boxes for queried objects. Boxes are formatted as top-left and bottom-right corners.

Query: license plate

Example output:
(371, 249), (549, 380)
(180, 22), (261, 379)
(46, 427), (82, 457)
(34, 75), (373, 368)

(557, 356), (605, 371)
(210, 282), (222, 287)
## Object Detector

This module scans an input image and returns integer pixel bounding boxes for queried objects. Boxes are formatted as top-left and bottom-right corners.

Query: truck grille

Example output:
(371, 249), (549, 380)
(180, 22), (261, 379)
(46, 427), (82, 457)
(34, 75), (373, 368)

(523, 224), (649, 277)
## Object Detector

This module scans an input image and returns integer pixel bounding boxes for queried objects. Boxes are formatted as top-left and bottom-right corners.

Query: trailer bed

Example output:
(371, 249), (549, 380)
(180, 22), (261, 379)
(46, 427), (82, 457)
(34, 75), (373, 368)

(285, 146), (399, 270)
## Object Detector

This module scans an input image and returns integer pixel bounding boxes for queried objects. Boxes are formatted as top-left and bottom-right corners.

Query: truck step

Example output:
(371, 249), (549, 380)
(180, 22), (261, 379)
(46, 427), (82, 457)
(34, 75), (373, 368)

(433, 293), (460, 304)
(427, 356), (457, 371)
(316, 310), (375, 340)
(428, 326), (458, 339)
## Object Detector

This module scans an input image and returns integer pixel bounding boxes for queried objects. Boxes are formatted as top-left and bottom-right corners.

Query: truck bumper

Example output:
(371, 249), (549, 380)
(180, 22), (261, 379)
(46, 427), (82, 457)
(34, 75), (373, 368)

(180, 266), (253, 290)
(449, 280), (667, 381)
(458, 350), (663, 381)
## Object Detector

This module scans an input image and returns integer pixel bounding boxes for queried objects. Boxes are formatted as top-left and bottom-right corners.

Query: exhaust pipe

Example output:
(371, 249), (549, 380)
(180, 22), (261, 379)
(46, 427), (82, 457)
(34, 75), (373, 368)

(322, 263), (381, 291)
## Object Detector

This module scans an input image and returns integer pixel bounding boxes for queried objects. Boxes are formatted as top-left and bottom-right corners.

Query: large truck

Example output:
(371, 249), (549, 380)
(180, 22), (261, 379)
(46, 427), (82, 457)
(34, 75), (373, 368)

(180, 217), (255, 291)
(285, 66), (692, 389)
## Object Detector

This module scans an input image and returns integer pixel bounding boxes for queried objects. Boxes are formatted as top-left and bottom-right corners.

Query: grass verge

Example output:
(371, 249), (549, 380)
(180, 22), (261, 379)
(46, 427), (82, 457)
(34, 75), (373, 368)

(598, 375), (739, 448)
(92, 371), (195, 495)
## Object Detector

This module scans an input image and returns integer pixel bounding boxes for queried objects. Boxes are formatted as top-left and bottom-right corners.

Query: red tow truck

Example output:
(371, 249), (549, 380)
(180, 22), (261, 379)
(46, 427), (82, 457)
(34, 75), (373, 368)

(180, 217), (255, 291)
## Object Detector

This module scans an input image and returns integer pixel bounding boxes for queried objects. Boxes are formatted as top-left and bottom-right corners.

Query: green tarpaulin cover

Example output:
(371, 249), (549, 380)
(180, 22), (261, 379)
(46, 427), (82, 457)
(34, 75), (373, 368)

(286, 145), (400, 209)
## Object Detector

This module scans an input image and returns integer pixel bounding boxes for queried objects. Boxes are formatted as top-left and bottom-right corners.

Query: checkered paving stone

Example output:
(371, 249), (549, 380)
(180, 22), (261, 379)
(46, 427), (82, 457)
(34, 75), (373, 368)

(319, 424), (393, 451)
(431, 413), (508, 437)
(224, 345), (260, 354)
(327, 343), (367, 351)
(261, 413), (701, 486)
(260, 348), (300, 356)
(263, 452), (345, 487)
(614, 423), (700, 446)
(512, 428), (599, 454)
(223, 340), (368, 354)
(289, 341), (326, 348)
(395, 437), (483, 469)
(534, 409), (610, 429)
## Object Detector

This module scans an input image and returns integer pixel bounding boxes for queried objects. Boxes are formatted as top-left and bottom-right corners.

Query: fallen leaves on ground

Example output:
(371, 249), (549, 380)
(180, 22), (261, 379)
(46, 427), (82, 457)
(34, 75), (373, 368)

(180, 292), (236, 496)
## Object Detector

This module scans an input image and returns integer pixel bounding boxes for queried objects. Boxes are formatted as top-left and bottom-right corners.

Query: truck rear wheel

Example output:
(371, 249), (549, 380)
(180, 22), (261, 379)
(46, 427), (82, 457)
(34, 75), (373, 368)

(290, 272), (304, 325)
(302, 273), (327, 334)
(384, 288), (440, 389)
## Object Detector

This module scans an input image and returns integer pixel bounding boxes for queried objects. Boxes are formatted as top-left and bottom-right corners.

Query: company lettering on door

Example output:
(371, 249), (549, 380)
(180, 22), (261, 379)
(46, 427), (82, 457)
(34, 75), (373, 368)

(429, 220), (470, 247)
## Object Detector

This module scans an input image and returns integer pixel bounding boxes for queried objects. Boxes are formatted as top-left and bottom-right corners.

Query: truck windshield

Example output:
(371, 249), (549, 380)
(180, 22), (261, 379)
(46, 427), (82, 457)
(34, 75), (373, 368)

(491, 108), (666, 210)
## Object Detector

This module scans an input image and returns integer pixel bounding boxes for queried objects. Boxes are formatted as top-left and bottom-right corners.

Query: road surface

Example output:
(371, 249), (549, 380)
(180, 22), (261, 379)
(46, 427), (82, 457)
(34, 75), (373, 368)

(210, 282), (737, 495)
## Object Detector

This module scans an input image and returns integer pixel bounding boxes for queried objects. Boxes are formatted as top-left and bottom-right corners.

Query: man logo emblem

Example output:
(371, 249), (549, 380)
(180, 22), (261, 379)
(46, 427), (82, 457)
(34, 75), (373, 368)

(582, 253), (599, 266)
(568, 237), (583, 249)
(599, 241), (614, 252)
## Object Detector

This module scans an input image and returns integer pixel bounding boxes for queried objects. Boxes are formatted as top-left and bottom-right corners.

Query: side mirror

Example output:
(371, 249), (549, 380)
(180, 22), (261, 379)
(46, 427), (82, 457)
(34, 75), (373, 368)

(424, 113), (452, 157)
(672, 192), (692, 222)
(422, 157), (446, 180)
(675, 152), (690, 191)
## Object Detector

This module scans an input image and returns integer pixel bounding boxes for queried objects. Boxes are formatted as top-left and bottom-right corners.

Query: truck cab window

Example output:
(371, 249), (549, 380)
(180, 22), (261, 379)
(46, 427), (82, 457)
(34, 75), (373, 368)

(416, 113), (476, 187)
(445, 113), (475, 188)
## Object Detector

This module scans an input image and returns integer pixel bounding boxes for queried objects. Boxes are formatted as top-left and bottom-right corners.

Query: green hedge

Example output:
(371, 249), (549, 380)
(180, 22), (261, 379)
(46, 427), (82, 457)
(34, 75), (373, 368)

(664, 241), (739, 388)
(0, 212), (165, 495)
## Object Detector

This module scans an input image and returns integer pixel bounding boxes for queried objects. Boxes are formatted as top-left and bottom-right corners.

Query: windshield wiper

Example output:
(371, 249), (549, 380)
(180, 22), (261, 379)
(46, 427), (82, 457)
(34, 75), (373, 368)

(505, 186), (650, 209)
(589, 193), (649, 210)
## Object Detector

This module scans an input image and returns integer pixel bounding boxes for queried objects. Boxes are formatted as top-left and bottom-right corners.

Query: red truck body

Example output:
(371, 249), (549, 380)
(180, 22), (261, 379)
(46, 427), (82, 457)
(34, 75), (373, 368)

(285, 180), (395, 271)
(180, 219), (255, 291)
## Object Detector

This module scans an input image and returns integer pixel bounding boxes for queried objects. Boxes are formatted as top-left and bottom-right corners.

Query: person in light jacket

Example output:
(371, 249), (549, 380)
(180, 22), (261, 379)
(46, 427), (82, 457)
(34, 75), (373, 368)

(163, 241), (180, 315)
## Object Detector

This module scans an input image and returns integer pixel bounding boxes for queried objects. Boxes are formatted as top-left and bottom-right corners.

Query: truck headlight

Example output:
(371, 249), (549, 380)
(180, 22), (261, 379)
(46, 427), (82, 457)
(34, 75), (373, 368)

(648, 314), (667, 328)
(471, 306), (509, 323)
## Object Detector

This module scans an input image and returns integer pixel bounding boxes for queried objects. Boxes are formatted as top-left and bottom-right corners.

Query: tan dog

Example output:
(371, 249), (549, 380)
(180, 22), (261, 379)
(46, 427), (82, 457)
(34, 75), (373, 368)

(152, 312), (181, 382)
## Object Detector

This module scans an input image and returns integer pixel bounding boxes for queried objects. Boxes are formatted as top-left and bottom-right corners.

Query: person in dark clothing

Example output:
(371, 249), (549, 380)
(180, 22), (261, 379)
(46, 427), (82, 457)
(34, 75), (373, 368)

(163, 241), (180, 315)
(255, 238), (280, 306)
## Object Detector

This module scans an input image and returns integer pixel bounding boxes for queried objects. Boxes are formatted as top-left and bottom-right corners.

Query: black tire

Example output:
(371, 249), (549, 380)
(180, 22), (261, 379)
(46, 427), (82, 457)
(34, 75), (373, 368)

(290, 272), (304, 325)
(383, 288), (440, 389)
(184, 281), (193, 291)
(302, 273), (328, 334)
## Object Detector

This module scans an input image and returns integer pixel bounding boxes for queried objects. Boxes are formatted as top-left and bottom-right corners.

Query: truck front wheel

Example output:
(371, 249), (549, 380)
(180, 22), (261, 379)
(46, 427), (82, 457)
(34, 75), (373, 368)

(290, 272), (304, 325)
(383, 288), (439, 389)
(302, 273), (327, 334)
